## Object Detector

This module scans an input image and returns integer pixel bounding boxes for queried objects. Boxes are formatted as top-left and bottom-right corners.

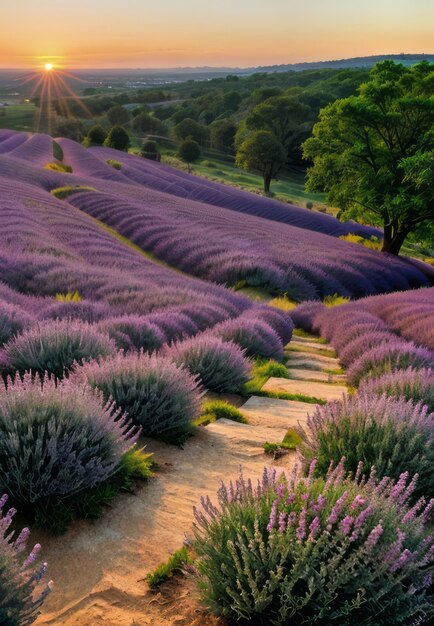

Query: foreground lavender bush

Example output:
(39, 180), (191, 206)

(98, 315), (166, 352)
(0, 301), (33, 347)
(299, 393), (434, 499)
(165, 334), (251, 392)
(360, 368), (434, 413)
(0, 375), (137, 504)
(245, 306), (294, 345)
(75, 351), (202, 436)
(0, 494), (52, 625)
(290, 301), (324, 332)
(213, 318), (284, 360)
(40, 299), (111, 323)
(3, 320), (117, 379)
(194, 462), (434, 625)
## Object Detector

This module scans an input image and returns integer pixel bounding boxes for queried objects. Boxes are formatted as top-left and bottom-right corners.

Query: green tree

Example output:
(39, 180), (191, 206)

(86, 124), (108, 146)
(132, 111), (166, 135)
(246, 95), (311, 158)
(104, 126), (130, 151)
(56, 118), (85, 142)
(177, 138), (201, 172)
(141, 140), (160, 161)
(223, 91), (242, 112)
(236, 130), (286, 193)
(210, 119), (237, 153)
(303, 61), (434, 254)
(173, 118), (209, 144)
(107, 105), (130, 126)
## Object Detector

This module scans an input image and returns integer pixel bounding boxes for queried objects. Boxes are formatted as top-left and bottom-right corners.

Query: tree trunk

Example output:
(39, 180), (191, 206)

(263, 173), (271, 193)
(381, 230), (407, 255)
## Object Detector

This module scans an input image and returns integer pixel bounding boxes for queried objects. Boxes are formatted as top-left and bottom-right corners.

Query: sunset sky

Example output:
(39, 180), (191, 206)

(1, 0), (433, 69)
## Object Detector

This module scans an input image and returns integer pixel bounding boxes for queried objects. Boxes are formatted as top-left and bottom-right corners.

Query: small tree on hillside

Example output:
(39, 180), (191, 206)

(141, 140), (160, 161)
(236, 130), (286, 193)
(86, 124), (108, 146)
(132, 112), (166, 135)
(178, 138), (201, 172)
(210, 119), (237, 153)
(303, 61), (434, 255)
(173, 118), (209, 145)
(104, 126), (130, 151)
(107, 105), (130, 127)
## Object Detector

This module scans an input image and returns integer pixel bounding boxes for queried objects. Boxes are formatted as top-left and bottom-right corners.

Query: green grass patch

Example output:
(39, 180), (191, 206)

(146, 547), (193, 589)
(292, 328), (325, 343)
(55, 290), (81, 302)
(263, 427), (302, 456)
(51, 185), (96, 200)
(0, 104), (35, 131)
(33, 448), (155, 534)
(106, 158), (122, 170)
(44, 162), (73, 173)
(194, 400), (248, 426)
(323, 293), (351, 307)
(268, 294), (297, 311)
(52, 140), (64, 162)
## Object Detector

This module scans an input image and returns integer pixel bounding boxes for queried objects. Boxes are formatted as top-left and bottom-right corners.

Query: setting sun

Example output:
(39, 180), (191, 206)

(44, 62), (53, 71)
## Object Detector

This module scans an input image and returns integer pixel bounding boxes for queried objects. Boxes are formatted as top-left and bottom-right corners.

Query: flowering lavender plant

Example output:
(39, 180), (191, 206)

(97, 315), (166, 352)
(0, 494), (52, 624)
(213, 317), (284, 360)
(299, 392), (434, 499)
(0, 374), (138, 504)
(164, 334), (251, 392)
(360, 367), (434, 413)
(3, 319), (117, 380)
(193, 461), (434, 624)
(74, 351), (203, 436)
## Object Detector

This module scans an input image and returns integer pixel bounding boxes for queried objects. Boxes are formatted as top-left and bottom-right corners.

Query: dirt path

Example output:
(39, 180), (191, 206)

(35, 334), (345, 626)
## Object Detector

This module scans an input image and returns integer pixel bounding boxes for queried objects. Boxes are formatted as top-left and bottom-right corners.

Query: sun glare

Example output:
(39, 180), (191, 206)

(44, 62), (53, 71)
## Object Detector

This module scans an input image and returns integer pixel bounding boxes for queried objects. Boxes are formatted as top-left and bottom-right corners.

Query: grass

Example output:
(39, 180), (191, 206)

(51, 185), (96, 199)
(263, 428), (303, 456)
(146, 547), (193, 589)
(33, 447), (155, 534)
(323, 293), (351, 307)
(293, 328), (325, 343)
(106, 158), (122, 170)
(194, 400), (248, 426)
(242, 359), (325, 405)
(55, 290), (81, 302)
(44, 162), (73, 173)
(0, 104), (36, 131)
(269, 294), (297, 311)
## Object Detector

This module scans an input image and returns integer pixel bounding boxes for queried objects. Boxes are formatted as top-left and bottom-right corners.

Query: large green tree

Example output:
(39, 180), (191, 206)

(303, 61), (434, 254)
(236, 130), (286, 193)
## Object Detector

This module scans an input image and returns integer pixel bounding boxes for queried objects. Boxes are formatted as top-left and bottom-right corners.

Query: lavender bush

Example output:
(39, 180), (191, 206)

(299, 393), (434, 499)
(98, 315), (166, 352)
(194, 461), (434, 625)
(164, 334), (251, 392)
(74, 351), (203, 436)
(0, 375), (137, 504)
(213, 317), (284, 360)
(245, 305), (294, 345)
(40, 299), (111, 323)
(0, 301), (33, 347)
(3, 319), (117, 379)
(0, 494), (52, 625)
(360, 368), (434, 412)
(290, 301), (325, 332)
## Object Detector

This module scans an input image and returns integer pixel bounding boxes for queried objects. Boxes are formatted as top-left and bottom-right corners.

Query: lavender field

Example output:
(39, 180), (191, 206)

(0, 128), (433, 626)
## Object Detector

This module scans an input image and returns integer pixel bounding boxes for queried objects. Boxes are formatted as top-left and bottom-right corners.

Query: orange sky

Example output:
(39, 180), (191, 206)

(1, 0), (433, 68)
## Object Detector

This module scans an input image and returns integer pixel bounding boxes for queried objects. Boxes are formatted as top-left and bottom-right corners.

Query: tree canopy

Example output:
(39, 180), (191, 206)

(177, 138), (201, 172)
(104, 126), (130, 151)
(303, 61), (434, 254)
(236, 130), (286, 193)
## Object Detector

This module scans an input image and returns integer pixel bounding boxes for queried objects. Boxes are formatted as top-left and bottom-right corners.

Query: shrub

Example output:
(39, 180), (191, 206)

(106, 158), (122, 169)
(86, 124), (108, 146)
(98, 315), (166, 352)
(347, 341), (434, 385)
(74, 351), (203, 436)
(242, 306), (294, 345)
(290, 301), (324, 332)
(193, 462), (434, 625)
(141, 140), (160, 161)
(0, 494), (52, 624)
(40, 299), (111, 324)
(43, 162), (72, 173)
(104, 126), (130, 151)
(51, 186), (96, 200)
(165, 334), (251, 393)
(360, 367), (434, 412)
(0, 375), (138, 504)
(338, 331), (397, 367)
(0, 301), (32, 347)
(3, 320), (116, 380)
(213, 318), (284, 360)
(299, 392), (434, 499)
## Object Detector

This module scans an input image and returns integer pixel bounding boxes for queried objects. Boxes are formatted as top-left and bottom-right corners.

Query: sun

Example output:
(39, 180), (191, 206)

(44, 62), (54, 71)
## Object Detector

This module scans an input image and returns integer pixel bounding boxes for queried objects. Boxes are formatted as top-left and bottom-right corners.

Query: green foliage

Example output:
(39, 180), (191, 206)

(132, 111), (166, 135)
(106, 158), (122, 169)
(55, 290), (81, 302)
(56, 118), (85, 142)
(52, 140), (64, 161)
(43, 162), (72, 173)
(339, 233), (383, 250)
(173, 117), (209, 143)
(236, 130), (286, 192)
(51, 185), (96, 199)
(263, 427), (302, 455)
(196, 400), (248, 425)
(210, 118), (237, 153)
(34, 448), (154, 534)
(304, 61), (434, 254)
(323, 293), (351, 307)
(146, 547), (193, 589)
(177, 138), (201, 168)
(86, 124), (108, 146)
(104, 126), (130, 151)
(107, 105), (130, 126)
(141, 139), (160, 160)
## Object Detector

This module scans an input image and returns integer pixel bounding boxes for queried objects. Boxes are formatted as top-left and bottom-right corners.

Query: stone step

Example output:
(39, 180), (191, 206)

(287, 368), (346, 383)
(262, 376), (347, 402)
(286, 352), (341, 370)
(205, 418), (288, 453)
(241, 395), (312, 430)
(290, 338), (335, 353)
(291, 334), (324, 344)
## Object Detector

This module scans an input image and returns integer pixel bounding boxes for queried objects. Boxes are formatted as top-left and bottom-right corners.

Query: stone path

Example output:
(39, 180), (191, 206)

(35, 332), (346, 626)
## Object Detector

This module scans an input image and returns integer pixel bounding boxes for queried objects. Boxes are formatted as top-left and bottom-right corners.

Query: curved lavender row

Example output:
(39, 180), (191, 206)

(90, 144), (379, 238)
(8, 133), (57, 165)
